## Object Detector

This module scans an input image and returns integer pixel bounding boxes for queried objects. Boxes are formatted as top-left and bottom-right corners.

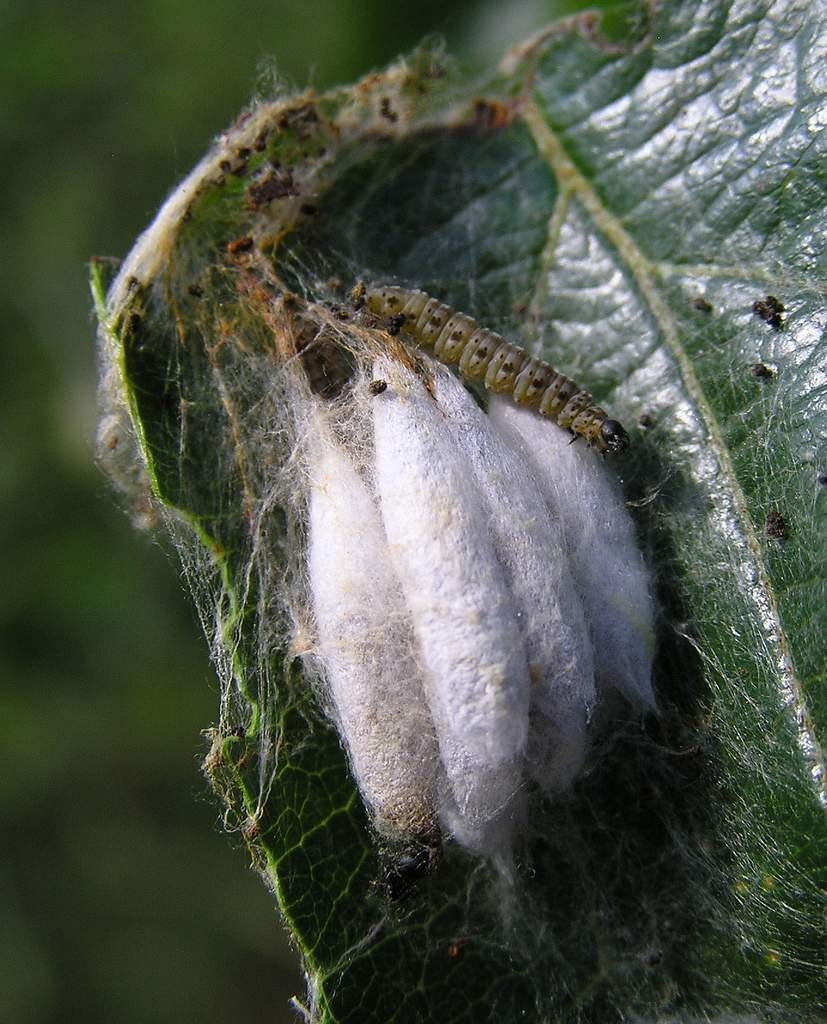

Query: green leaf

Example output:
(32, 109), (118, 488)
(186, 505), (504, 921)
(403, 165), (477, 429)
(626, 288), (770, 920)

(94, 2), (827, 1020)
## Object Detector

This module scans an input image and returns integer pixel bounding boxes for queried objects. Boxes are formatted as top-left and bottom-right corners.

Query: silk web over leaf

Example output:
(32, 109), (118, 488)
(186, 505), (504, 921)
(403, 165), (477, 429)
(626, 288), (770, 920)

(94, 2), (827, 1020)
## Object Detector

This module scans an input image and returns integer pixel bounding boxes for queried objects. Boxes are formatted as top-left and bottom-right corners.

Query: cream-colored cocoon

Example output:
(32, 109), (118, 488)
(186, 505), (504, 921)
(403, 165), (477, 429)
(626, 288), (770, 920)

(432, 367), (595, 791)
(372, 360), (530, 853)
(307, 363), (655, 861)
(489, 398), (656, 709)
(307, 433), (439, 837)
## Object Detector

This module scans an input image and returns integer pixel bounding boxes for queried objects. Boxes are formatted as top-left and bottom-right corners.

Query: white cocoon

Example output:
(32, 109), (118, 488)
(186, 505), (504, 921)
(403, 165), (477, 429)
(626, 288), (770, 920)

(371, 360), (530, 851)
(489, 398), (656, 710)
(434, 368), (596, 791)
(307, 430), (439, 837)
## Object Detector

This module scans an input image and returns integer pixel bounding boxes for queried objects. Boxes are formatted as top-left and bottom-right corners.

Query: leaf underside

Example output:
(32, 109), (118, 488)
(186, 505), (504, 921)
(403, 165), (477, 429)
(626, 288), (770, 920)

(95, 1), (827, 1020)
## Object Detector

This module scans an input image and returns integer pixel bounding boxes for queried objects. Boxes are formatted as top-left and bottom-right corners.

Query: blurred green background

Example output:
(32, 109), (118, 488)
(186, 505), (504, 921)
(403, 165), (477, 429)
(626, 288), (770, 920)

(1, 1), (596, 1020)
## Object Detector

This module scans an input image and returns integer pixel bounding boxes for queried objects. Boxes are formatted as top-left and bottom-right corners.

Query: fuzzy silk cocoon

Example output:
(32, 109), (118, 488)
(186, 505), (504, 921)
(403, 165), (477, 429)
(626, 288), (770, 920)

(307, 431), (440, 838)
(371, 359), (530, 851)
(433, 367), (596, 792)
(490, 399), (656, 709)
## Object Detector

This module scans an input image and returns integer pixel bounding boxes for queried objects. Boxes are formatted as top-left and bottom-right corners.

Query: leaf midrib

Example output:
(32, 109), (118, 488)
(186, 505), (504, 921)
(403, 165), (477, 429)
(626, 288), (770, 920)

(517, 95), (825, 806)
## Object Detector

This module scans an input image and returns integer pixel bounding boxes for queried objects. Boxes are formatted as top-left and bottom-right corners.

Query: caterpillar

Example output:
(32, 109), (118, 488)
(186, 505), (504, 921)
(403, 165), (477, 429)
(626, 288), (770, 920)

(362, 285), (630, 454)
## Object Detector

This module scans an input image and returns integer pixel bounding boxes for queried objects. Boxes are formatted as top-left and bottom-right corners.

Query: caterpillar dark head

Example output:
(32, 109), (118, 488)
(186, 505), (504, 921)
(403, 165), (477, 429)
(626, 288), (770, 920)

(599, 419), (630, 454)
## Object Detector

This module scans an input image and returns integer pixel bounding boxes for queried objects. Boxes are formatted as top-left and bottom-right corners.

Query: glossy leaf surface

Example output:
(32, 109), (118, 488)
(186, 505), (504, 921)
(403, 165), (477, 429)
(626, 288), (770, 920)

(95, 1), (827, 1019)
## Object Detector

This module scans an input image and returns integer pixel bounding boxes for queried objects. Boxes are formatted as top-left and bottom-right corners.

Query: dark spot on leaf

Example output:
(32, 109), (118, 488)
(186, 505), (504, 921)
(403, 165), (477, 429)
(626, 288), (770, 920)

(752, 295), (785, 330)
(276, 101), (319, 140)
(749, 362), (774, 380)
(638, 413), (655, 429)
(692, 297), (713, 313)
(369, 379), (388, 395)
(765, 509), (788, 541)
(817, 472), (827, 487)
(300, 203), (319, 216)
(219, 149), (249, 178)
(247, 168), (299, 207)
(227, 235), (254, 255)
(188, 283), (204, 298)
(379, 97), (398, 123)
(472, 98), (514, 131)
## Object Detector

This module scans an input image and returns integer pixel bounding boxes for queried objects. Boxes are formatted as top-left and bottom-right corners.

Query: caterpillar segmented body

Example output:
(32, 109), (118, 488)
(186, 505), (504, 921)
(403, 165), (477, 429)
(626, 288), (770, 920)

(364, 286), (630, 454)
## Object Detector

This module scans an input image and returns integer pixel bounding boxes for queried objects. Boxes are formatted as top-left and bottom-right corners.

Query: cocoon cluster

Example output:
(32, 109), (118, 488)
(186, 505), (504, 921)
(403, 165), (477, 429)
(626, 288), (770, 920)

(306, 357), (655, 863)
